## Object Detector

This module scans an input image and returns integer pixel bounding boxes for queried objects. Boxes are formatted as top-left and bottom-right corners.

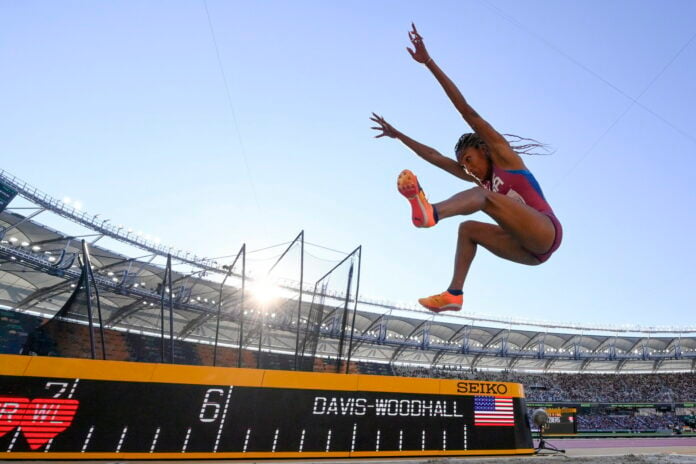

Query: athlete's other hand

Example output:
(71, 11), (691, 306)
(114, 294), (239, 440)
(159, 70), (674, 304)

(407, 23), (430, 64)
(370, 113), (399, 139)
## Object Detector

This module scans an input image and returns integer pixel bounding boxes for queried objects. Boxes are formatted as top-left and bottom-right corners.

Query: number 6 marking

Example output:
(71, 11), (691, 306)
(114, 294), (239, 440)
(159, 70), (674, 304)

(199, 388), (224, 423)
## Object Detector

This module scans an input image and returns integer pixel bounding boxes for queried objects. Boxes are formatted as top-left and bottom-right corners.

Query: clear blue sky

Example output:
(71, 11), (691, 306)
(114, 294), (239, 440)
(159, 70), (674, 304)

(2, 1), (695, 327)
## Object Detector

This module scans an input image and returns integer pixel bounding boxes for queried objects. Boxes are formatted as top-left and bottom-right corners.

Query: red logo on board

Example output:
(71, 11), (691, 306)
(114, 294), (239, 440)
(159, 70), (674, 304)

(0, 397), (79, 450)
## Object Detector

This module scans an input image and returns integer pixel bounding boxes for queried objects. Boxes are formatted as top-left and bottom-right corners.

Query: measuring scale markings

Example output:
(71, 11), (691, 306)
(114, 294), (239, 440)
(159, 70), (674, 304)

(213, 387), (233, 452)
(149, 427), (161, 453)
(81, 426), (94, 453)
(115, 426), (128, 453)
(181, 427), (192, 453)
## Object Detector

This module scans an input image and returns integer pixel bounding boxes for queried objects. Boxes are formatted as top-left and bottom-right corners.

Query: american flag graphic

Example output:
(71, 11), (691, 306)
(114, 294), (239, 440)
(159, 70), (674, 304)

(473, 396), (514, 426)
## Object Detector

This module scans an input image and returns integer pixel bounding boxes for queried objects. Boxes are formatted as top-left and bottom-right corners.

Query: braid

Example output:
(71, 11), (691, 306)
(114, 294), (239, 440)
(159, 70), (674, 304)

(503, 134), (554, 156)
(455, 133), (553, 157)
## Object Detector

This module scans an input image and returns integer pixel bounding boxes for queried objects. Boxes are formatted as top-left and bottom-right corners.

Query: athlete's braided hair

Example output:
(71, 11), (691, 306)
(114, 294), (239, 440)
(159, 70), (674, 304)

(454, 133), (552, 158)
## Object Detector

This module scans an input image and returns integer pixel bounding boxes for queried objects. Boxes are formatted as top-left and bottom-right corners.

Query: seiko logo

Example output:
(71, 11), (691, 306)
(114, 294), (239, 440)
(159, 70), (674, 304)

(456, 382), (509, 395)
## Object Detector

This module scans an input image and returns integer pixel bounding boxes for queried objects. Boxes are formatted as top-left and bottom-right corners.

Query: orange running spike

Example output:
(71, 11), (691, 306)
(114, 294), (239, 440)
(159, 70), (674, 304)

(397, 169), (436, 228)
(418, 291), (463, 313)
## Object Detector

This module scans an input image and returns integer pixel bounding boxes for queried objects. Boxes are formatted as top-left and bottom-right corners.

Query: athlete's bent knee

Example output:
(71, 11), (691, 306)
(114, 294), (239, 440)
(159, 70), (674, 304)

(458, 220), (483, 238)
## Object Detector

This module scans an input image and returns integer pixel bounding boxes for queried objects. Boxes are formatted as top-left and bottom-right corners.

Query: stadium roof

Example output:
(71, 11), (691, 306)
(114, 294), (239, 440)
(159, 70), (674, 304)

(1, 168), (696, 373)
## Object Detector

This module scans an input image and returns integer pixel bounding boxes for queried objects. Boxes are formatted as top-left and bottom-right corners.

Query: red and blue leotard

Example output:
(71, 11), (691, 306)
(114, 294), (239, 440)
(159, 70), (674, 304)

(483, 166), (562, 262)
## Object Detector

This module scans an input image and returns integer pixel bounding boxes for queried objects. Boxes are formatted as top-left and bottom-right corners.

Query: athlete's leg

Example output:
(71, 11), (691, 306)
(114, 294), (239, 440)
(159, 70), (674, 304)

(448, 220), (539, 290)
(419, 220), (539, 313)
(434, 187), (555, 255)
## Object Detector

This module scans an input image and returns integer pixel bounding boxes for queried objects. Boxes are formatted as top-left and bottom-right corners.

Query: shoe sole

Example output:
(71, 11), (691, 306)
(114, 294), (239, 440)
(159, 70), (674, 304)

(421, 303), (462, 313)
(397, 170), (430, 227)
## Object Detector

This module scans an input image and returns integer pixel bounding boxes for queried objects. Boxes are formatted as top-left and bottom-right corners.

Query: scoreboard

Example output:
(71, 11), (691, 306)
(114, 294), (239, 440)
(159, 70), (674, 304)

(0, 354), (533, 459)
(543, 408), (577, 435)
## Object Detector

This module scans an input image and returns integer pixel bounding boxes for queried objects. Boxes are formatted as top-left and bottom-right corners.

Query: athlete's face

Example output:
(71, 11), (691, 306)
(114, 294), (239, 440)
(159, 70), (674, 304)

(457, 146), (491, 181)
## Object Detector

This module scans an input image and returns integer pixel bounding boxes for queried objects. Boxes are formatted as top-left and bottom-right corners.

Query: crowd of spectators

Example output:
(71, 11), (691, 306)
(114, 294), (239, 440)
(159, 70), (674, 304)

(576, 414), (680, 432)
(391, 365), (696, 403)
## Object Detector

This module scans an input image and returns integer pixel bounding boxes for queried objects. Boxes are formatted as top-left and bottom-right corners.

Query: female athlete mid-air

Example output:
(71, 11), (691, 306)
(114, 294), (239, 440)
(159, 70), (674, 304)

(371, 24), (562, 313)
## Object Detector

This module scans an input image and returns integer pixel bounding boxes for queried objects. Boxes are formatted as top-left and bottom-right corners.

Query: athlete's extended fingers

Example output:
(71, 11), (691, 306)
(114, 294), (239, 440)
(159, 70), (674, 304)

(407, 47), (416, 58)
(411, 23), (422, 40)
(372, 113), (387, 124)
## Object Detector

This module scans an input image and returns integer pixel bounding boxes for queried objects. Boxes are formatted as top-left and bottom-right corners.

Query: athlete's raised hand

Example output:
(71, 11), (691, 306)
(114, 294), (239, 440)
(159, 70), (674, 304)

(406, 23), (430, 64)
(370, 113), (400, 139)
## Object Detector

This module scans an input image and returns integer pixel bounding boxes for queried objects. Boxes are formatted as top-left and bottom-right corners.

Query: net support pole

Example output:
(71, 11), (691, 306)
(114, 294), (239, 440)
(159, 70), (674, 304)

(167, 254), (174, 364)
(335, 263), (354, 374)
(214, 244), (245, 367)
(83, 240), (106, 360)
(344, 246), (362, 373)
(294, 231), (305, 371)
(80, 241), (97, 360)
(297, 280), (320, 371)
(257, 231), (304, 370)
(237, 247), (246, 368)
(159, 257), (168, 363)
(213, 274), (229, 367)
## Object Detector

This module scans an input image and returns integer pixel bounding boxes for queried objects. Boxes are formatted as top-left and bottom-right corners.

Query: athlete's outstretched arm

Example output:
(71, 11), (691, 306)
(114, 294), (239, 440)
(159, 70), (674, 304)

(370, 113), (477, 183)
(407, 24), (523, 170)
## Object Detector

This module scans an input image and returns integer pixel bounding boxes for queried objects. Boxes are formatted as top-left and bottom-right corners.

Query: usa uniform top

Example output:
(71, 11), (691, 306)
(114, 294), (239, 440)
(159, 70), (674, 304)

(483, 165), (563, 263)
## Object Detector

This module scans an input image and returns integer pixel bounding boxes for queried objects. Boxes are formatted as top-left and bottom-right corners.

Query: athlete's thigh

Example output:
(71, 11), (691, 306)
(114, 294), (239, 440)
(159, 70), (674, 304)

(467, 221), (540, 265)
(482, 192), (555, 254)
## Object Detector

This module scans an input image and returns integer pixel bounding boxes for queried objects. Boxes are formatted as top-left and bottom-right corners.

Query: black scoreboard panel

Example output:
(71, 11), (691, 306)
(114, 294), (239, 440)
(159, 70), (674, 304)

(0, 355), (533, 459)
(543, 408), (577, 435)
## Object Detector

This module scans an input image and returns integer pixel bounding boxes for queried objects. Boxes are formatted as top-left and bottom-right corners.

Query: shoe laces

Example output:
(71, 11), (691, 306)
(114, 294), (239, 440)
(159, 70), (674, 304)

(429, 292), (448, 304)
